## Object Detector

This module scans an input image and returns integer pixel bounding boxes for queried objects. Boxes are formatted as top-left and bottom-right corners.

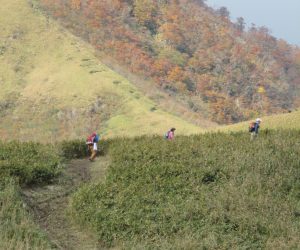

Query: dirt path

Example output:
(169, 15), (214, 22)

(22, 157), (110, 250)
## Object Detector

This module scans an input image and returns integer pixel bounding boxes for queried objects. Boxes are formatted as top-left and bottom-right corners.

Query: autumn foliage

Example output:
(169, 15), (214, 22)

(39, 0), (300, 123)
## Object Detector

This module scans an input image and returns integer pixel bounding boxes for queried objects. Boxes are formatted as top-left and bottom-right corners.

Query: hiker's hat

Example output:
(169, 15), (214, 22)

(256, 118), (262, 123)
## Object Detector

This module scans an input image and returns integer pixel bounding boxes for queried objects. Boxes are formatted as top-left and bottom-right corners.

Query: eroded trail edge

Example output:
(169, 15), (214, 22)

(22, 158), (109, 250)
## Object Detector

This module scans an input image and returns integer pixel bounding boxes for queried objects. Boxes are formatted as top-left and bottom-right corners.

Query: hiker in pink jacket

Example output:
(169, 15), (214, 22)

(167, 128), (176, 140)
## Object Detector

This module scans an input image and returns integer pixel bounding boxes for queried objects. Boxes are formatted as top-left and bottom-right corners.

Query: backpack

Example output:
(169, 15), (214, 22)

(94, 134), (100, 143)
(87, 133), (99, 144)
(164, 131), (170, 139)
(86, 135), (94, 144)
(249, 122), (255, 132)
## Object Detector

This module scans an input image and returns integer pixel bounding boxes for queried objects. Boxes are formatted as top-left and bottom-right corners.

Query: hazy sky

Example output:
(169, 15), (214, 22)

(206, 0), (300, 46)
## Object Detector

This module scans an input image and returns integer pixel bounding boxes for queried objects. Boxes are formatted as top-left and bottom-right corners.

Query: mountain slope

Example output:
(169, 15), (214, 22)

(217, 110), (300, 132)
(38, 0), (300, 124)
(0, 0), (207, 141)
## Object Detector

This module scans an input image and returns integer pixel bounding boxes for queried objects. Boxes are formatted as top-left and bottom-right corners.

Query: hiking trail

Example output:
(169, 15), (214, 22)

(22, 156), (110, 250)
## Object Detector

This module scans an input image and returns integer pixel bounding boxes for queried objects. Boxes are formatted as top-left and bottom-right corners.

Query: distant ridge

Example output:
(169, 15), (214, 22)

(38, 0), (300, 124)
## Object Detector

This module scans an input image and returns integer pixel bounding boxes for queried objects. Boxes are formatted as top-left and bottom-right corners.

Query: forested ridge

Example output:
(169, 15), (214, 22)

(39, 0), (300, 123)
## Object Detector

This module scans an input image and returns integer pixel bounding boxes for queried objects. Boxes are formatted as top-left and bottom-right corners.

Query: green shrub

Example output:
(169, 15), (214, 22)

(58, 139), (110, 160)
(0, 141), (61, 185)
(71, 130), (300, 248)
(58, 140), (89, 159)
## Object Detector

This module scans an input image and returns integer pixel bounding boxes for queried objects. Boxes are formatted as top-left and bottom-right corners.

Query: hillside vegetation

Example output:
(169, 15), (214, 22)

(39, 0), (300, 123)
(0, 141), (61, 185)
(218, 110), (300, 132)
(0, 137), (105, 249)
(71, 131), (300, 249)
(0, 0), (206, 142)
(1, 2), (300, 247)
(0, 142), (62, 249)
(0, 128), (299, 248)
(0, 178), (51, 250)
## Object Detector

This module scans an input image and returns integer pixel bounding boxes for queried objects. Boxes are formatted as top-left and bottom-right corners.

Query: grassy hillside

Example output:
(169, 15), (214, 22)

(71, 131), (300, 249)
(0, 138), (106, 249)
(1, 129), (299, 249)
(218, 110), (300, 132)
(0, 0), (205, 142)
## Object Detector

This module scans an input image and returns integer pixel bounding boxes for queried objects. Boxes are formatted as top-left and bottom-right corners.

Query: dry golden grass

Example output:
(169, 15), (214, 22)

(217, 110), (300, 132)
(0, 0), (203, 142)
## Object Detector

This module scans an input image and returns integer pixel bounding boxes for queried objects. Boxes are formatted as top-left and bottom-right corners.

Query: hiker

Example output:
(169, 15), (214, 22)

(165, 128), (176, 140)
(86, 132), (100, 161)
(249, 118), (262, 140)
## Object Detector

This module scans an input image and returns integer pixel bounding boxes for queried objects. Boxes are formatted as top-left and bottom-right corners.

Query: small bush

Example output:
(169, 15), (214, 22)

(58, 139), (89, 159)
(150, 106), (157, 112)
(113, 80), (121, 85)
(58, 139), (110, 160)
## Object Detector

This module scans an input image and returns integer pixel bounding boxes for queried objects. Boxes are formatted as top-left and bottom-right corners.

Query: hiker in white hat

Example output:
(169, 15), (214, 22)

(249, 118), (262, 140)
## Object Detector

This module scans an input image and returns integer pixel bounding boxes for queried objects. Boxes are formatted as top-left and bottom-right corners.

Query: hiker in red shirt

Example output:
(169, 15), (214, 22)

(86, 132), (100, 161)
